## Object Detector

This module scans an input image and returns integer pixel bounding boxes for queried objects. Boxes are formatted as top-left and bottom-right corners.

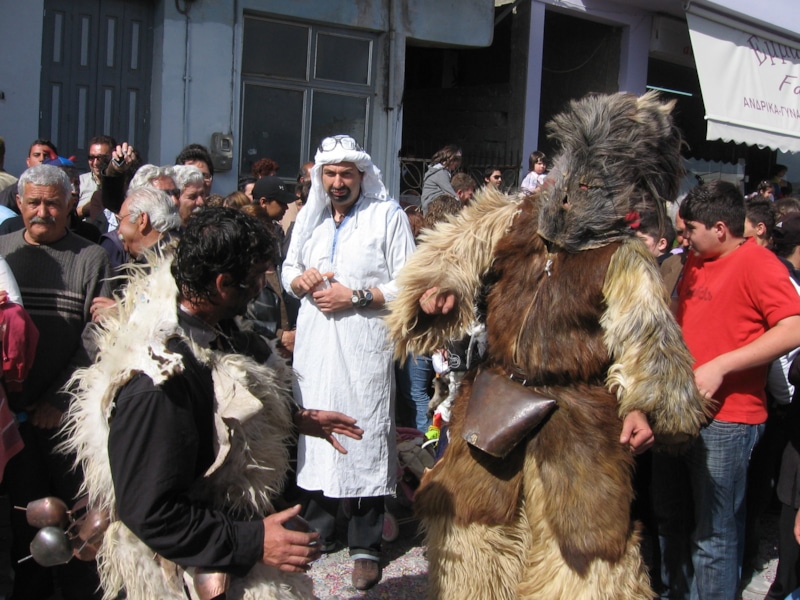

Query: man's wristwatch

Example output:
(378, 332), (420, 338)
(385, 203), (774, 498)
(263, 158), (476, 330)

(359, 289), (373, 308)
(351, 289), (373, 308)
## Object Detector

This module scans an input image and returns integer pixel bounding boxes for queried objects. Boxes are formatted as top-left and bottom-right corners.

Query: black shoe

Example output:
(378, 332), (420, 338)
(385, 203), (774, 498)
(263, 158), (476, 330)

(351, 559), (382, 591)
(320, 540), (343, 554)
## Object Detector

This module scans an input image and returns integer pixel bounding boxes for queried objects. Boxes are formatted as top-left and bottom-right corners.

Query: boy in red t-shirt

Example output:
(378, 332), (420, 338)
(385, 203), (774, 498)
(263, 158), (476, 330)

(653, 179), (800, 600)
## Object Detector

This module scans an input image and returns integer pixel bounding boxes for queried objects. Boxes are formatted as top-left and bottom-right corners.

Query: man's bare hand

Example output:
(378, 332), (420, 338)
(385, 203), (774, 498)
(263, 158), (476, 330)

(311, 281), (352, 314)
(292, 269), (334, 297)
(31, 403), (64, 430)
(280, 330), (296, 355)
(694, 359), (725, 403)
(106, 142), (137, 175)
(262, 504), (321, 572)
(295, 409), (364, 454)
(419, 287), (456, 315)
(90, 296), (118, 323)
(620, 410), (654, 455)
(794, 503), (800, 545)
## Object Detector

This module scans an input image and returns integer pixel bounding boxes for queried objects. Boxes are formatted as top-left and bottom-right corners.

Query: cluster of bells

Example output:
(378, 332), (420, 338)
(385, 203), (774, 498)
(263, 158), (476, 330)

(17, 496), (232, 600)
(15, 496), (109, 567)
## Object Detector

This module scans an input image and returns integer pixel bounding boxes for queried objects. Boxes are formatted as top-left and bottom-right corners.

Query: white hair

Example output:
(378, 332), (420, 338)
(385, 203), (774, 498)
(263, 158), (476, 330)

(129, 164), (177, 190)
(124, 187), (181, 233)
(18, 164), (71, 202)
(172, 164), (204, 191)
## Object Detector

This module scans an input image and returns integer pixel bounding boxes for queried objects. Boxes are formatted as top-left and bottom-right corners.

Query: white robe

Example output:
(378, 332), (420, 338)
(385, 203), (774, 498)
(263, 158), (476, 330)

(283, 195), (415, 497)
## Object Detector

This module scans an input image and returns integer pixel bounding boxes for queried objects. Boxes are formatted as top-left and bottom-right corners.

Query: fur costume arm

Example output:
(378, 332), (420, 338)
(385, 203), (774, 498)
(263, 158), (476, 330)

(385, 187), (520, 359)
(601, 239), (709, 442)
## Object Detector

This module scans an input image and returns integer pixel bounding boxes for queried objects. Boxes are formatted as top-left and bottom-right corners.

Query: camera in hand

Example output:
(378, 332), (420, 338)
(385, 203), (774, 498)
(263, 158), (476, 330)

(283, 515), (313, 533)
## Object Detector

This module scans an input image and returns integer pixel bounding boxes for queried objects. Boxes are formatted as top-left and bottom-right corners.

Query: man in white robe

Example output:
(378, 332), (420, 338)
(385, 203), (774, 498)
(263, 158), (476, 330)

(282, 135), (415, 591)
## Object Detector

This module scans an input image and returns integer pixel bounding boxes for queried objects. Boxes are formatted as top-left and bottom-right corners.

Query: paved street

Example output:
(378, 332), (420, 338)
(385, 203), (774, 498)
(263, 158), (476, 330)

(0, 495), (783, 599)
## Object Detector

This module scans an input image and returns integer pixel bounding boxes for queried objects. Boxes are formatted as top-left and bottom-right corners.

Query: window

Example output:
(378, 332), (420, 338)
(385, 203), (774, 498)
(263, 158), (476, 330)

(240, 16), (376, 177)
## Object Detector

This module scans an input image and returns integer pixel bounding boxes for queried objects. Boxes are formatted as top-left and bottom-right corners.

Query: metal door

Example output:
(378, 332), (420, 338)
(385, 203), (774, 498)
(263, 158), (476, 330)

(39, 0), (154, 165)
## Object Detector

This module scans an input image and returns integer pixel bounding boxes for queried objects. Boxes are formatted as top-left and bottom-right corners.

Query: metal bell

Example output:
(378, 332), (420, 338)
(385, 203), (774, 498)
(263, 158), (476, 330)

(22, 497), (69, 529)
(71, 507), (110, 561)
(193, 570), (231, 600)
(30, 526), (73, 567)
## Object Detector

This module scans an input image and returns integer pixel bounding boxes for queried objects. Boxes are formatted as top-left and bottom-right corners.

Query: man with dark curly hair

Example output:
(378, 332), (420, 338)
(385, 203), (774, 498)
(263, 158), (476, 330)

(65, 207), (362, 599)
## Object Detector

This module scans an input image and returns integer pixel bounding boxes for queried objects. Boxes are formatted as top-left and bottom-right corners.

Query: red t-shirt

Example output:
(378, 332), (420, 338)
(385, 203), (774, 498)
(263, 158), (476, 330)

(677, 238), (800, 424)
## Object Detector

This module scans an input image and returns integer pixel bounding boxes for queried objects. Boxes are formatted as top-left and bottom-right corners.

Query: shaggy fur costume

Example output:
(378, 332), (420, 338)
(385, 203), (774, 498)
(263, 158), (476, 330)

(60, 253), (313, 600)
(386, 92), (709, 599)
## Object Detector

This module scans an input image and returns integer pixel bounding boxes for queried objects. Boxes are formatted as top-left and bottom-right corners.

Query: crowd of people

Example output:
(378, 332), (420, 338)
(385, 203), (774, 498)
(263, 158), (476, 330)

(0, 96), (799, 600)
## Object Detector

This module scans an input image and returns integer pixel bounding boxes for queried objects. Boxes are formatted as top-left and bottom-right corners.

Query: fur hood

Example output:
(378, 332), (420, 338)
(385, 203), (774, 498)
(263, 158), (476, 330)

(537, 91), (683, 252)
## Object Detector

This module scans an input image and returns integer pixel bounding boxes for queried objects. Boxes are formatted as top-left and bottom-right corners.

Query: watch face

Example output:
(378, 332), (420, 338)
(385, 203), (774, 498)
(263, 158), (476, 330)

(359, 290), (373, 308)
(351, 292), (360, 306)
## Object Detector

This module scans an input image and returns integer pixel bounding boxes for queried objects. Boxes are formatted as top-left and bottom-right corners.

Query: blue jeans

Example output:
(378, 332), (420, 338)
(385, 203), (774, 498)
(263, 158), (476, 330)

(652, 419), (764, 600)
(396, 354), (433, 432)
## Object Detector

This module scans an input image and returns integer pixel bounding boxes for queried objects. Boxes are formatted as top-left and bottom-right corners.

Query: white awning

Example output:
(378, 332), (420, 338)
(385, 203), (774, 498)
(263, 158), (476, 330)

(686, 10), (800, 153)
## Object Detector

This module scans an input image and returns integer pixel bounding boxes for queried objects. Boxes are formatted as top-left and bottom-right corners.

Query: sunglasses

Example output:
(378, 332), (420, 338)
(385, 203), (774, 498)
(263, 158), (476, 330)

(318, 135), (363, 153)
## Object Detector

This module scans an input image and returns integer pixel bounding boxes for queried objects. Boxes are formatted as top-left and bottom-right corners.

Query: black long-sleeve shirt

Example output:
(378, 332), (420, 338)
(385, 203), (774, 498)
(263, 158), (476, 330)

(107, 311), (264, 573)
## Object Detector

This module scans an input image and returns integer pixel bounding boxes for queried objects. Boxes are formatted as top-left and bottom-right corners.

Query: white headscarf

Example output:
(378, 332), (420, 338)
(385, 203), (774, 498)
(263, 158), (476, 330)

(290, 136), (393, 255)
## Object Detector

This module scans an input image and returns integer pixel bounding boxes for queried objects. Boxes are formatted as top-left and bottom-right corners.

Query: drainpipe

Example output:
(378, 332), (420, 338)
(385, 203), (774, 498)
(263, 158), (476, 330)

(176, 0), (193, 146)
(384, 0), (402, 196)
(229, 0), (239, 142)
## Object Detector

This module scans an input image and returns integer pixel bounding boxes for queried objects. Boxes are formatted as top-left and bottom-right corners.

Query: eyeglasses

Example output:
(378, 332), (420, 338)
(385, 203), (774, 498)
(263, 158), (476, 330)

(88, 154), (110, 162)
(164, 188), (180, 198)
(201, 173), (213, 182)
(318, 135), (363, 153)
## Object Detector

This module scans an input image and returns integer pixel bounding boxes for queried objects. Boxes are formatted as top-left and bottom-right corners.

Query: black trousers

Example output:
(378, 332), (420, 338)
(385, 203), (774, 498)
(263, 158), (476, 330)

(302, 490), (384, 560)
(2, 421), (102, 600)
(767, 502), (800, 600)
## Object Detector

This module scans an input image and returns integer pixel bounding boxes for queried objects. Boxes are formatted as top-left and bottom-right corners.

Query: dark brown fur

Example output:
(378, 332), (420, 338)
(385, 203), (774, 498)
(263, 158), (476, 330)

(417, 198), (634, 574)
(487, 196), (617, 383)
(417, 372), (527, 525)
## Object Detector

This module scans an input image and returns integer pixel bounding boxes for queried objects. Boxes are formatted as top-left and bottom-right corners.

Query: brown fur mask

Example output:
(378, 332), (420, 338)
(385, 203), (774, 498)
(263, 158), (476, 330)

(537, 91), (683, 252)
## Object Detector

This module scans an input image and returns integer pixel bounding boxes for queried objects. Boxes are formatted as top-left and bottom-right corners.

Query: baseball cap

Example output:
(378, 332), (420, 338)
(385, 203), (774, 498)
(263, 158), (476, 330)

(251, 176), (294, 205)
(774, 213), (800, 247)
(44, 156), (75, 167)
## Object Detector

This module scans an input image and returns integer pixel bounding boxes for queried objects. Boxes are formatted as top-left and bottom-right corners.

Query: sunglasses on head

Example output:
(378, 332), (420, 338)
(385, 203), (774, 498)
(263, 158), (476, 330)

(318, 135), (363, 153)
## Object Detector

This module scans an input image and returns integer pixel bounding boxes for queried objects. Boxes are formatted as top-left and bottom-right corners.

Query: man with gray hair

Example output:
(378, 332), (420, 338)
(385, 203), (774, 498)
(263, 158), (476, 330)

(128, 163), (178, 195)
(0, 163), (111, 599)
(94, 163), (180, 267)
(116, 186), (181, 261)
(172, 164), (206, 224)
(282, 135), (415, 591)
(91, 187), (181, 331)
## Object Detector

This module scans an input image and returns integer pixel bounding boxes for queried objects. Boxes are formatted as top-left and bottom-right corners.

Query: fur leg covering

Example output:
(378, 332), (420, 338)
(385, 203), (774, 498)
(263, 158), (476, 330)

(423, 512), (530, 600)
(418, 382), (654, 599)
(516, 477), (652, 600)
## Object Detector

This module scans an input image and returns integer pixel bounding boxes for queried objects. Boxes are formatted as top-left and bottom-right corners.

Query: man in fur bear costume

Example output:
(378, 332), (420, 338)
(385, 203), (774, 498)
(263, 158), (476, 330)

(386, 92), (709, 599)
(61, 208), (362, 600)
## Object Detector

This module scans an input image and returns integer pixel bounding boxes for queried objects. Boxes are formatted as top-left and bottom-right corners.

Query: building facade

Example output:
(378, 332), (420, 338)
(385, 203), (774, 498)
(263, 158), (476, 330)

(0, 0), (494, 195)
